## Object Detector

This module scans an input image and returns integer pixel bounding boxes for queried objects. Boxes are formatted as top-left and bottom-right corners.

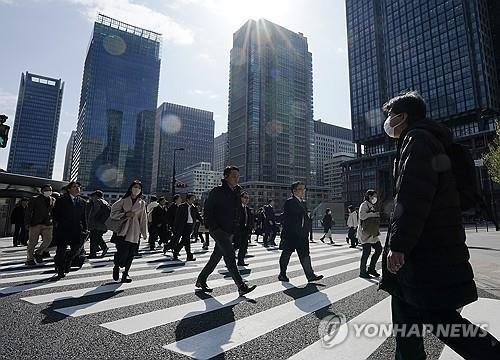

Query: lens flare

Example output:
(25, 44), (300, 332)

(161, 114), (182, 134)
(103, 35), (127, 56)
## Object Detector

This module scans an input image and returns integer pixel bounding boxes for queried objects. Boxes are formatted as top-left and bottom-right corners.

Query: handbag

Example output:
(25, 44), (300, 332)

(105, 216), (127, 233)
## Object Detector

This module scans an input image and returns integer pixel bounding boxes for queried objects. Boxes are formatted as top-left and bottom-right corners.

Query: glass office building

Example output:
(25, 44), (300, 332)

(7, 72), (64, 178)
(344, 0), (500, 219)
(152, 102), (214, 194)
(71, 14), (161, 193)
(227, 19), (314, 184)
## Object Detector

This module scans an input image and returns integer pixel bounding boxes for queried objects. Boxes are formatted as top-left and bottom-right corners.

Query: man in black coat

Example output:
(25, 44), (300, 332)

(172, 193), (203, 261)
(53, 181), (88, 278)
(151, 197), (169, 250)
(263, 199), (277, 247)
(11, 198), (28, 247)
(196, 166), (256, 297)
(163, 194), (182, 253)
(278, 181), (323, 282)
(379, 91), (499, 359)
(234, 191), (254, 266)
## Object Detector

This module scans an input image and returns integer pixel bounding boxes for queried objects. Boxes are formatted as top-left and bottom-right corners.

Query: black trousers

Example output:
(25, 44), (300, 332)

(113, 237), (138, 274)
(148, 224), (158, 248)
(54, 231), (86, 271)
(263, 226), (276, 245)
(89, 230), (107, 255)
(174, 223), (194, 257)
(198, 229), (243, 287)
(202, 232), (210, 247)
(392, 295), (500, 360)
(237, 229), (251, 264)
(347, 227), (358, 246)
(279, 247), (315, 279)
(360, 241), (382, 273)
(13, 223), (27, 246)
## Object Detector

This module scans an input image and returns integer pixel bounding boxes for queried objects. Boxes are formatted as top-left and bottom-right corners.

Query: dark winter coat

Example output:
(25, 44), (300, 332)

(85, 198), (109, 232)
(263, 204), (276, 230)
(173, 203), (203, 234)
(10, 205), (26, 225)
(279, 196), (310, 253)
(165, 203), (179, 227)
(379, 118), (477, 309)
(322, 213), (333, 232)
(25, 195), (55, 226)
(52, 194), (88, 244)
(204, 179), (242, 234)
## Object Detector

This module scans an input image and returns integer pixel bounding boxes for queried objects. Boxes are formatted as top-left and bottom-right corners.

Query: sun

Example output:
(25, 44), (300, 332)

(214, 0), (292, 26)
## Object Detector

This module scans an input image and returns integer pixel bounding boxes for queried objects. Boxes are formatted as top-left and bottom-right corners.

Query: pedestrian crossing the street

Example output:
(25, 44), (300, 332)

(1, 236), (499, 360)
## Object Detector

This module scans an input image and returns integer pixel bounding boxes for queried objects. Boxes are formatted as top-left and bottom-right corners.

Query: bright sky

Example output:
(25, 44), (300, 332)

(0, 0), (351, 180)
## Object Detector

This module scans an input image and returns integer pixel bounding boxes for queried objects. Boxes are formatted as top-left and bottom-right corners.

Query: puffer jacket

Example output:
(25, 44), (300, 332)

(379, 118), (477, 309)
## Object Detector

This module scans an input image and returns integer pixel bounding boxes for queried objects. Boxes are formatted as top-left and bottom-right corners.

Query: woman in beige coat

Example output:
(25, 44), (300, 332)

(357, 189), (382, 278)
(110, 180), (148, 283)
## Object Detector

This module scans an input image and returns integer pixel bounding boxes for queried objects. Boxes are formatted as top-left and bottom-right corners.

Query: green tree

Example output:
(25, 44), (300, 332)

(483, 120), (500, 183)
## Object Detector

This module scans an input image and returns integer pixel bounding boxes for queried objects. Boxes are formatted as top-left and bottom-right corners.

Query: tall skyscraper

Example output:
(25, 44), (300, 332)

(227, 19), (314, 185)
(314, 120), (355, 186)
(71, 14), (161, 193)
(7, 72), (64, 179)
(63, 130), (76, 181)
(213, 132), (228, 172)
(152, 102), (214, 194)
(344, 0), (500, 216)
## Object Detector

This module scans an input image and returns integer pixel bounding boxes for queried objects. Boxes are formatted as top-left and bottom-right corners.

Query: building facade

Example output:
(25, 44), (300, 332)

(324, 152), (356, 200)
(344, 0), (500, 219)
(63, 130), (76, 181)
(152, 102), (214, 194)
(71, 14), (161, 193)
(7, 72), (64, 178)
(213, 132), (228, 172)
(227, 19), (314, 184)
(176, 162), (222, 200)
(314, 120), (355, 186)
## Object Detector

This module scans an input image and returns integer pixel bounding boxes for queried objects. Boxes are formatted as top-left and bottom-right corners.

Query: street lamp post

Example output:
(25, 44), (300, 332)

(171, 147), (185, 197)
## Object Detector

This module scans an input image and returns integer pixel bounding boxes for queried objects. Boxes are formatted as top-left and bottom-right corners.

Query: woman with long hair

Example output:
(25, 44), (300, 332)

(110, 180), (148, 283)
(319, 208), (334, 244)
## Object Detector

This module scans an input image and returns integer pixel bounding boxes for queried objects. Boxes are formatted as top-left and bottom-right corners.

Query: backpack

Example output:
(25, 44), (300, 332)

(95, 201), (111, 224)
(446, 143), (499, 229)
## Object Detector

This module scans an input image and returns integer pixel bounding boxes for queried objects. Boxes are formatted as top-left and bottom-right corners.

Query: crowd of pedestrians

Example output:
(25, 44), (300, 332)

(8, 91), (500, 358)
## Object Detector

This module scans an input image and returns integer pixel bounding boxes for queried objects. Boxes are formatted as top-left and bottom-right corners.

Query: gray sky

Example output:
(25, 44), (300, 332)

(0, 0), (351, 180)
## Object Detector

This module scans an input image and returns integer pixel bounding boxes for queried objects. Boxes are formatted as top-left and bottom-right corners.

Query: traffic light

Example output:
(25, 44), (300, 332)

(0, 115), (9, 148)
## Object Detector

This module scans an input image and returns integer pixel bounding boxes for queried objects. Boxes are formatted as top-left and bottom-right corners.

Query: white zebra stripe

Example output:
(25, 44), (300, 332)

(439, 298), (500, 359)
(20, 248), (359, 304)
(101, 259), (376, 334)
(289, 296), (392, 360)
(163, 277), (375, 359)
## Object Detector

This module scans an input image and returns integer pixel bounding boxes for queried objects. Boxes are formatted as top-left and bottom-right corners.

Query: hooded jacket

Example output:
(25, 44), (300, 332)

(379, 118), (477, 309)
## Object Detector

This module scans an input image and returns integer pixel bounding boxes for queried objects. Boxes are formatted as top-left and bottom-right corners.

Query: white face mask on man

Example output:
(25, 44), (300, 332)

(383, 113), (406, 138)
(371, 197), (378, 204)
(43, 191), (52, 197)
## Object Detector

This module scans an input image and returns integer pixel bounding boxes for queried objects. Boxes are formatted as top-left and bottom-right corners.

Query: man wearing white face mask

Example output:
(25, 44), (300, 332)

(25, 185), (56, 265)
(357, 189), (382, 278)
(379, 91), (499, 359)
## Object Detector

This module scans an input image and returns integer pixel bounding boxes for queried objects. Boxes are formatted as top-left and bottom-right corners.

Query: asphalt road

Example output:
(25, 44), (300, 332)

(0, 229), (498, 360)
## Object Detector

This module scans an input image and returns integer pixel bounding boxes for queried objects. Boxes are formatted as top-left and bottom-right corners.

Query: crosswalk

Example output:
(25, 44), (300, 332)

(1, 235), (499, 360)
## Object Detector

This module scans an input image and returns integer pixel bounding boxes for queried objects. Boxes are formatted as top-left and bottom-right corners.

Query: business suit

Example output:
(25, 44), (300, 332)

(53, 194), (88, 276)
(173, 203), (202, 260)
(279, 196), (317, 280)
(235, 205), (253, 265)
(263, 204), (276, 246)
